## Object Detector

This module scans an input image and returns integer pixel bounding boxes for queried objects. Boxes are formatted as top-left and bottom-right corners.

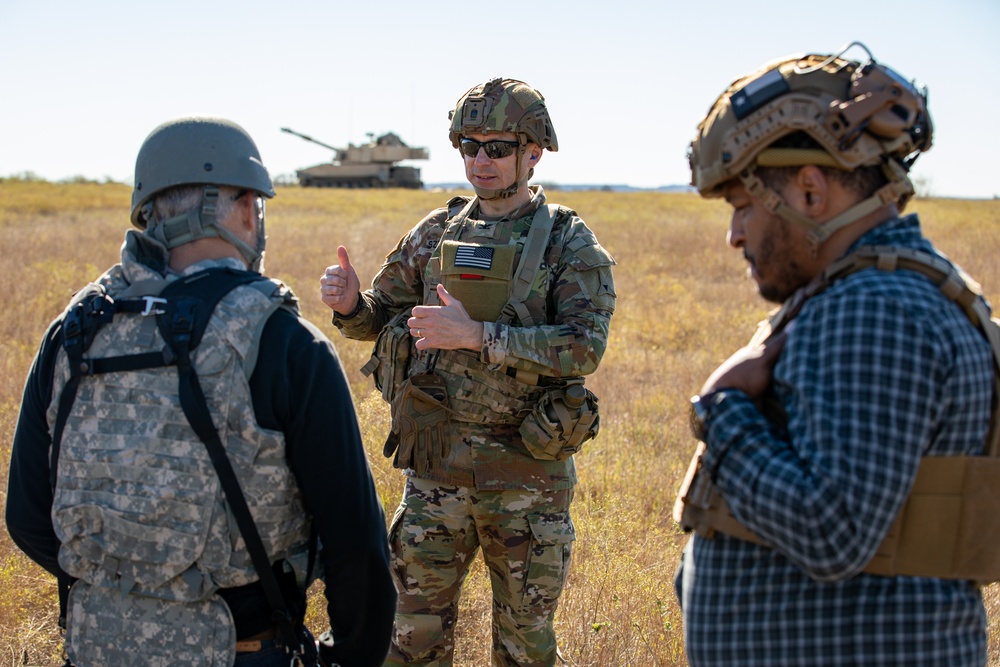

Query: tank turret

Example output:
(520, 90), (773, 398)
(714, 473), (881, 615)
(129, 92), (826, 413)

(281, 128), (429, 189)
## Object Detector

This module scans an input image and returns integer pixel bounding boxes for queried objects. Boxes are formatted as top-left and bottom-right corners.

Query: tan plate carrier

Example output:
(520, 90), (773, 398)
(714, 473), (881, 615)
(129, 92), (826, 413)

(674, 246), (1000, 584)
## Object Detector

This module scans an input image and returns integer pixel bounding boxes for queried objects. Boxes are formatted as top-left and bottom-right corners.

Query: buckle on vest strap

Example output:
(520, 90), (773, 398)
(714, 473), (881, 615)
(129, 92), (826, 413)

(140, 296), (167, 316)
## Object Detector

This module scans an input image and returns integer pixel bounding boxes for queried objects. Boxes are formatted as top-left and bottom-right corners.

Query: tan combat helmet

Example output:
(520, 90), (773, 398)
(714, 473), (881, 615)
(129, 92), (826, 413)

(131, 116), (275, 270)
(689, 42), (933, 249)
(448, 77), (558, 200)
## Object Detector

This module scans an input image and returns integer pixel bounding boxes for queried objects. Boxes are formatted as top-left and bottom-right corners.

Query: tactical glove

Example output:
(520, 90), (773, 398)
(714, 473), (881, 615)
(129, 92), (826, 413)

(385, 372), (451, 476)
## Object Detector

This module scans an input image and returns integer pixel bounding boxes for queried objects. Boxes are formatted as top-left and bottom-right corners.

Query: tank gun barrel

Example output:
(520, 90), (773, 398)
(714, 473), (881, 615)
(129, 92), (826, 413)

(281, 127), (340, 153)
(286, 129), (427, 189)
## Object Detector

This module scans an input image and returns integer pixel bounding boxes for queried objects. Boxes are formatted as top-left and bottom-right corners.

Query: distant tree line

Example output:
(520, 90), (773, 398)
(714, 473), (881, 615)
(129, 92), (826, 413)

(1, 171), (123, 185)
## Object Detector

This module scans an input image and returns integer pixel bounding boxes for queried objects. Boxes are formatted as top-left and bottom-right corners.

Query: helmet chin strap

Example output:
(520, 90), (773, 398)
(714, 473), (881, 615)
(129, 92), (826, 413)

(143, 185), (265, 271)
(739, 159), (914, 255)
(472, 169), (533, 200)
(470, 138), (533, 201)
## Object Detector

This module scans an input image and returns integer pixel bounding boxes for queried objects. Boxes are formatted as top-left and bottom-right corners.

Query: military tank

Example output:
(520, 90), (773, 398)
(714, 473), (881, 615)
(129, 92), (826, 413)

(281, 127), (429, 189)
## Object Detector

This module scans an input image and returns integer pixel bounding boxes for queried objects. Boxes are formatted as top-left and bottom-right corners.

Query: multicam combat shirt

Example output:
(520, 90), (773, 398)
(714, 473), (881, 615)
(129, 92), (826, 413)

(334, 186), (616, 491)
(677, 214), (991, 666)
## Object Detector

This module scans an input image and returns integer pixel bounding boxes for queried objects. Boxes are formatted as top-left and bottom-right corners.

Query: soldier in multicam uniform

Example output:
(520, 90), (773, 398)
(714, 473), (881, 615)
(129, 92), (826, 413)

(320, 78), (616, 666)
(6, 117), (395, 666)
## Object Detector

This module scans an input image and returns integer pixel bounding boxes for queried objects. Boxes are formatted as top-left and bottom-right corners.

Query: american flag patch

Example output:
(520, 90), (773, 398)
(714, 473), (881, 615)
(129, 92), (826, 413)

(454, 245), (494, 270)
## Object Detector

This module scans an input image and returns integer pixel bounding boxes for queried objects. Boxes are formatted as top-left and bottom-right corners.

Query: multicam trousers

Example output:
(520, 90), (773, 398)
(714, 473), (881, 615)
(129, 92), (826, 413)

(384, 477), (575, 667)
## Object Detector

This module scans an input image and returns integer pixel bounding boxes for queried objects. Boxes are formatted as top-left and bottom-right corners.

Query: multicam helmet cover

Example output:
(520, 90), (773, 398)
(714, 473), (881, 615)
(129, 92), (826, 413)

(448, 78), (557, 200)
(689, 43), (933, 247)
(449, 77), (558, 151)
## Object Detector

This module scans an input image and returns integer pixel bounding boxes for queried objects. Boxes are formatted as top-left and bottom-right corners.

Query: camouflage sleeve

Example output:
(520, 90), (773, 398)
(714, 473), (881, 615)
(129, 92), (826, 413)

(483, 215), (616, 377)
(332, 207), (448, 341)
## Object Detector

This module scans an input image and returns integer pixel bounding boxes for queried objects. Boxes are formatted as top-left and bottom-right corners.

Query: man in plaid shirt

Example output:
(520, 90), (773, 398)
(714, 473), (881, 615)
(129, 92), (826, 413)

(676, 44), (993, 665)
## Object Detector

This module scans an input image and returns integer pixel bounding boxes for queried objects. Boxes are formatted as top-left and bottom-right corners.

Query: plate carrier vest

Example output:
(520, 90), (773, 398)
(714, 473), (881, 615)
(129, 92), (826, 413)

(47, 267), (314, 665)
(675, 245), (1000, 585)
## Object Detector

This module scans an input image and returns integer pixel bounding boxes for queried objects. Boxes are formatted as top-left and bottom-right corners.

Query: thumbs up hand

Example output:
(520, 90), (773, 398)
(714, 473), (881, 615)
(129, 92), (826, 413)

(320, 245), (363, 316)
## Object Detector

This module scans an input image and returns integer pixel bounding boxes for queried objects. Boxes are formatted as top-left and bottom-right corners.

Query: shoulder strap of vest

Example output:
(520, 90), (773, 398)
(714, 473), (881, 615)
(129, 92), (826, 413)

(442, 197), (478, 242)
(498, 204), (560, 327)
(51, 268), (305, 654)
(769, 245), (1000, 457)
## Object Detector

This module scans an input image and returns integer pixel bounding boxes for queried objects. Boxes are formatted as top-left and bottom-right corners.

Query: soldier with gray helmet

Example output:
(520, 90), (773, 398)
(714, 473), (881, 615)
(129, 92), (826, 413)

(320, 77), (616, 665)
(673, 43), (996, 665)
(5, 116), (395, 666)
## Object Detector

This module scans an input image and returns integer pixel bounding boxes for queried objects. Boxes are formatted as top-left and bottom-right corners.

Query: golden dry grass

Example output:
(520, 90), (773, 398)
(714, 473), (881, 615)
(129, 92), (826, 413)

(0, 181), (997, 666)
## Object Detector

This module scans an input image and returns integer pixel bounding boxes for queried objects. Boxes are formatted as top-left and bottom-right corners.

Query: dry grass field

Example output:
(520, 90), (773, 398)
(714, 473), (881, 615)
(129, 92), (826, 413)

(0, 181), (997, 666)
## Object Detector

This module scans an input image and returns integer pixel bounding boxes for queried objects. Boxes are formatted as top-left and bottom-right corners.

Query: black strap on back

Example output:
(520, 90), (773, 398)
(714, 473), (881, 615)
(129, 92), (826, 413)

(50, 267), (303, 656)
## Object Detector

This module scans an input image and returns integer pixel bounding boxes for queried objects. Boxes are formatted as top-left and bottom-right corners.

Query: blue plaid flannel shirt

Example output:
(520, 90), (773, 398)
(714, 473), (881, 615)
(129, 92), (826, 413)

(676, 214), (992, 666)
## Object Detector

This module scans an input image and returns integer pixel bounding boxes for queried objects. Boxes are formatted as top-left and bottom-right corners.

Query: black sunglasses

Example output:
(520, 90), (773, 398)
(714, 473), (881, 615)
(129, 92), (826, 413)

(459, 138), (520, 160)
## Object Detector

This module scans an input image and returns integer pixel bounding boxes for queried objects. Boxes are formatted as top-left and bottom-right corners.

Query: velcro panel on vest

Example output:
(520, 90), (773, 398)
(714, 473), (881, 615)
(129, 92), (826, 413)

(439, 241), (515, 322)
(867, 456), (1000, 582)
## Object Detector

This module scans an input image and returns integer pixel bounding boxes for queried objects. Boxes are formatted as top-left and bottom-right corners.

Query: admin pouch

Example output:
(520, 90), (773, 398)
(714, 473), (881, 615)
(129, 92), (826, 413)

(519, 377), (600, 460)
(439, 240), (516, 323)
(674, 245), (1000, 583)
(65, 580), (235, 667)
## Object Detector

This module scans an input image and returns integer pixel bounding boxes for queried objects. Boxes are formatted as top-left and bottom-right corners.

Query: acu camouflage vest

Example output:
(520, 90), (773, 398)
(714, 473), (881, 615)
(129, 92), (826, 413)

(47, 261), (312, 665)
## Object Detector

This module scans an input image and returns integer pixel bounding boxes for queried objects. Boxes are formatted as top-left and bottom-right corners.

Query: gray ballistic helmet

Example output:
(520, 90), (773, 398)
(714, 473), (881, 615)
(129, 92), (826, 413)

(130, 116), (275, 228)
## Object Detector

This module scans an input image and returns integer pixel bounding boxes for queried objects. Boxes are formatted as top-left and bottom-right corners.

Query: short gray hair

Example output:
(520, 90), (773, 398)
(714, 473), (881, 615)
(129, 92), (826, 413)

(152, 184), (240, 224)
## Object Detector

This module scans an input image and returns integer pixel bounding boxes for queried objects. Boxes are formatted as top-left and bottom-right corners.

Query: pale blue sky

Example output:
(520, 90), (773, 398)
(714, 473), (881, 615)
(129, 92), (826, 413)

(2, 0), (997, 198)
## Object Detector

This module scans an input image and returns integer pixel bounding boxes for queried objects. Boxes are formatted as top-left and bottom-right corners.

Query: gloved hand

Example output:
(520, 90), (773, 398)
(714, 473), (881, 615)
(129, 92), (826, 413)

(387, 373), (451, 475)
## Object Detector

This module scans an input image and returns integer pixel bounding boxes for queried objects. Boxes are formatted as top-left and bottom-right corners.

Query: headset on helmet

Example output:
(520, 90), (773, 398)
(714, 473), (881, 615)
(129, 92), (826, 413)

(448, 78), (558, 200)
(130, 117), (275, 271)
(689, 42), (933, 249)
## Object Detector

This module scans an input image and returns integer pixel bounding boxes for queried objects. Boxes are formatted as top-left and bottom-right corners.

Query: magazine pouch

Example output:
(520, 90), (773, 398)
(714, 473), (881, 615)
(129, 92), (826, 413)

(362, 308), (414, 403)
(519, 378), (599, 460)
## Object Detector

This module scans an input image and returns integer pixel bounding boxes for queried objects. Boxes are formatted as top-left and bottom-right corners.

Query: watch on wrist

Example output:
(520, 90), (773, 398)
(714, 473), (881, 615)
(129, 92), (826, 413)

(689, 391), (723, 441)
(333, 292), (364, 321)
